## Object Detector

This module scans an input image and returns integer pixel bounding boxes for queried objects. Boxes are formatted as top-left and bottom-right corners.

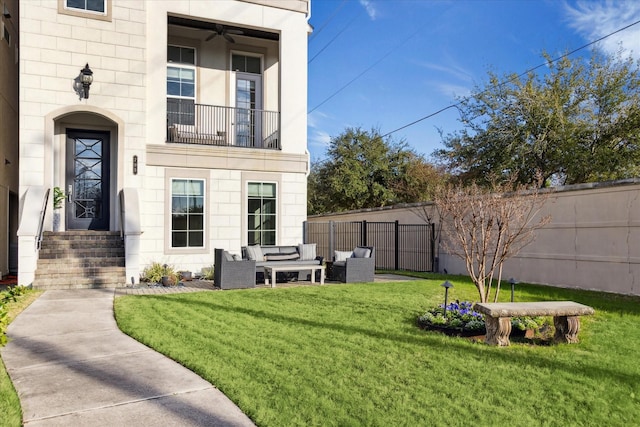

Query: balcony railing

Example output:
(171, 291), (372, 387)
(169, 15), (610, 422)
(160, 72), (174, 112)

(167, 100), (280, 149)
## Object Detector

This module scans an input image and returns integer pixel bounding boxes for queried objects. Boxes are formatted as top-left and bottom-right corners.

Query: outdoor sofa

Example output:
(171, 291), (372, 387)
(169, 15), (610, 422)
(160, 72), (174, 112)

(242, 243), (324, 283)
(332, 246), (375, 283)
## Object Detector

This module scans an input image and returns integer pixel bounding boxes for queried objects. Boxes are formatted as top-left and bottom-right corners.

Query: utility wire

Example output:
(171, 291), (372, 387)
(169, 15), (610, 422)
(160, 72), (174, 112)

(309, 28), (421, 114)
(380, 18), (640, 138)
(309, 0), (348, 42)
(309, 12), (361, 64)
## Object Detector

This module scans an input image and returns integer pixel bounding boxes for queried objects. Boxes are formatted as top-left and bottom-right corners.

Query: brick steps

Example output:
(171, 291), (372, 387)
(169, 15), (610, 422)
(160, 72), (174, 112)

(33, 231), (126, 289)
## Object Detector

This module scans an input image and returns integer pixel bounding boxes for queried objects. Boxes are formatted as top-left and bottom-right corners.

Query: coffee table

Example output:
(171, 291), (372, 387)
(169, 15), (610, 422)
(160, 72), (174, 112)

(263, 264), (326, 287)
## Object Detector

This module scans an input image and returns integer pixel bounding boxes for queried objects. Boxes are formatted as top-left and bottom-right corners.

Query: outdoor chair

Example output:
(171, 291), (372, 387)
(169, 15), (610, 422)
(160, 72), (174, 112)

(332, 246), (375, 283)
(214, 248), (256, 289)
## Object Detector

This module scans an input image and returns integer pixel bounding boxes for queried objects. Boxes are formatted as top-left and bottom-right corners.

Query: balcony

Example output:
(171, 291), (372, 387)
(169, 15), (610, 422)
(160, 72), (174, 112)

(167, 101), (280, 150)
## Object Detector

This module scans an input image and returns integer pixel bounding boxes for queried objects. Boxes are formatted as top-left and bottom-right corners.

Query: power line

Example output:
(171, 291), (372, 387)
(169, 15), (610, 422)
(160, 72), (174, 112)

(308, 28), (421, 114)
(380, 18), (640, 139)
(309, 12), (361, 64)
(309, 0), (349, 43)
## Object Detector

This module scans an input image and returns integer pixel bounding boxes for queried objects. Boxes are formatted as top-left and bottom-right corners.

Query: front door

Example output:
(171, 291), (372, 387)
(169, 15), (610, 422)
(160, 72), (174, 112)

(65, 129), (110, 230)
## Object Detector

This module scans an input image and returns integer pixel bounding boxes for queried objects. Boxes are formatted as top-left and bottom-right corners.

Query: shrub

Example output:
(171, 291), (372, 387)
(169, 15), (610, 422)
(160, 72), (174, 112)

(1, 285), (28, 346)
(53, 187), (65, 209)
(201, 265), (215, 280)
(141, 262), (178, 285)
(511, 316), (549, 331)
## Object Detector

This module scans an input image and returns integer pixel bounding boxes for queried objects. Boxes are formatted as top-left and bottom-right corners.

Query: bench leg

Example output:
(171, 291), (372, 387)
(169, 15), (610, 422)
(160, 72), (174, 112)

(554, 315), (581, 343)
(484, 317), (512, 346)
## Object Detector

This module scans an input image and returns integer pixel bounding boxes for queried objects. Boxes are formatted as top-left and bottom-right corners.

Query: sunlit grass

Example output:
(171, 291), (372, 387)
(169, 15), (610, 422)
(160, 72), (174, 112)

(115, 277), (640, 426)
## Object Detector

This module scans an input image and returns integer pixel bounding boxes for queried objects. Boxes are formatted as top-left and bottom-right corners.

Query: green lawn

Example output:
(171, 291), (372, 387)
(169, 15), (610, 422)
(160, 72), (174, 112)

(114, 276), (640, 427)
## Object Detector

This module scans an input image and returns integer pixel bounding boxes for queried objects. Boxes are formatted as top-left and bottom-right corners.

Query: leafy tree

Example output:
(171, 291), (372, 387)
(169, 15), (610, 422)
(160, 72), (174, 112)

(308, 127), (443, 214)
(435, 51), (640, 186)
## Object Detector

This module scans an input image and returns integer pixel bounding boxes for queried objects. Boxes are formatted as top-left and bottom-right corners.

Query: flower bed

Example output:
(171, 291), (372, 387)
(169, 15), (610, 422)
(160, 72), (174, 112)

(417, 301), (486, 336)
(417, 301), (549, 339)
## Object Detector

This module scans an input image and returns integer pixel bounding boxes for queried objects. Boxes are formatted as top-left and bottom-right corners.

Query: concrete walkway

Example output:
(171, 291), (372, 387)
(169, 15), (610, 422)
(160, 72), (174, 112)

(0, 289), (256, 426)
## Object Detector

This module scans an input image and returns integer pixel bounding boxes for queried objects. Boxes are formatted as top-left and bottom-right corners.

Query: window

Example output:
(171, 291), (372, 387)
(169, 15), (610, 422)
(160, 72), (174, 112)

(232, 54), (261, 74)
(59, 0), (111, 21)
(168, 46), (195, 65)
(65, 0), (105, 13)
(247, 182), (276, 245)
(171, 179), (204, 248)
(167, 45), (196, 126)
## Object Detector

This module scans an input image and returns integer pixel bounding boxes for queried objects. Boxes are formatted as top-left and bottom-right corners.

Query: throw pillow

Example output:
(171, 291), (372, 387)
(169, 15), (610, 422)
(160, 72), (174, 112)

(265, 252), (300, 261)
(245, 245), (263, 261)
(298, 243), (317, 261)
(353, 247), (371, 258)
(334, 250), (353, 262)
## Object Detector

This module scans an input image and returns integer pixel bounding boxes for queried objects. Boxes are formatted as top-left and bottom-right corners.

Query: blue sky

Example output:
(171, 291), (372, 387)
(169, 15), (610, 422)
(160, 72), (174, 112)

(307, 0), (640, 161)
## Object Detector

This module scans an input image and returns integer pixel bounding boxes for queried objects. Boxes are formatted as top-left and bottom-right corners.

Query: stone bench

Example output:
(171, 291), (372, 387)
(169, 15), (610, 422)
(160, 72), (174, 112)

(474, 301), (595, 346)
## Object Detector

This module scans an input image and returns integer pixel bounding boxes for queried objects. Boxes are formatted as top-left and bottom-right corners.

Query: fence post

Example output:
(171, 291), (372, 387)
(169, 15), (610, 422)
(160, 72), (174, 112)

(362, 220), (367, 246)
(329, 221), (335, 261)
(394, 220), (399, 271)
(303, 221), (307, 244)
(430, 222), (436, 272)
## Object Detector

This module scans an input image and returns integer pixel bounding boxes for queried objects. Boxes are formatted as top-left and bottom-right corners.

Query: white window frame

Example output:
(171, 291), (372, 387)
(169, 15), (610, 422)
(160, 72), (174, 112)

(65, 0), (105, 13)
(164, 169), (209, 255)
(229, 51), (264, 110)
(246, 181), (278, 246)
(167, 45), (197, 99)
(167, 45), (197, 127)
(58, 0), (111, 21)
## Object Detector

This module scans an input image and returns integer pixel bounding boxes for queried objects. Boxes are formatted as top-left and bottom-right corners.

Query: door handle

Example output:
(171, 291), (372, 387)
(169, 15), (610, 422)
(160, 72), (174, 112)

(67, 185), (73, 202)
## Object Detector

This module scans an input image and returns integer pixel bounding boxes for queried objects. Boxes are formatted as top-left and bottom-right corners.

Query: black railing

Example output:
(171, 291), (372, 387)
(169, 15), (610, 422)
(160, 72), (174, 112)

(167, 100), (280, 149)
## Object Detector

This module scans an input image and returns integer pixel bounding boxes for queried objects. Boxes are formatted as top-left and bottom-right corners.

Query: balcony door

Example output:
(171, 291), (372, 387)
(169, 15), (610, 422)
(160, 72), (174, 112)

(235, 73), (263, 147)
(65, 129), (110, 230)
(233, 54), (263, 148)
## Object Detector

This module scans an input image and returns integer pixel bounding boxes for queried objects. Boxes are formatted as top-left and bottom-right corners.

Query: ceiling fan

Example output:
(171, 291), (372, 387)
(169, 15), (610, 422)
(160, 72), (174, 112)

(205, 24), (243, 43)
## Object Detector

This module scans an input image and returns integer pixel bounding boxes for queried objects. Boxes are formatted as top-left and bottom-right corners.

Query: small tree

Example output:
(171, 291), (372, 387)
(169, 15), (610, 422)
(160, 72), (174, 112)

(436, 177), (551, 303)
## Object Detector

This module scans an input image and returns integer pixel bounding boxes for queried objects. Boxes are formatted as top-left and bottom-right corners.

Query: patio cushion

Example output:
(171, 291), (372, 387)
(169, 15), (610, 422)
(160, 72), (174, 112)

(334, 250), (353, 262)
(264, 252), (300, 261)
(353, 247), (372, 258)
(298, 243), (317, 260)
(245, 245), (264, 261)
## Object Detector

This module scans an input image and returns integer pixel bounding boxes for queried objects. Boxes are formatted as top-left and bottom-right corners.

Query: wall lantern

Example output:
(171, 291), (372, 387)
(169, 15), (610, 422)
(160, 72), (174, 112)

(80, 63), (93, 99)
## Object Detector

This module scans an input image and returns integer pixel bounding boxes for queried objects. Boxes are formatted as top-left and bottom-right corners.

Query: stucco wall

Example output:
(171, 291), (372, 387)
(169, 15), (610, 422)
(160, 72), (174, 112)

(308, 180), (640, 296)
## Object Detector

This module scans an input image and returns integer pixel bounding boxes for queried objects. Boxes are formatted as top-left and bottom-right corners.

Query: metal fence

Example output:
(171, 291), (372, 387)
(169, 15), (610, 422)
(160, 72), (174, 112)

(303, 220), (435, 272)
